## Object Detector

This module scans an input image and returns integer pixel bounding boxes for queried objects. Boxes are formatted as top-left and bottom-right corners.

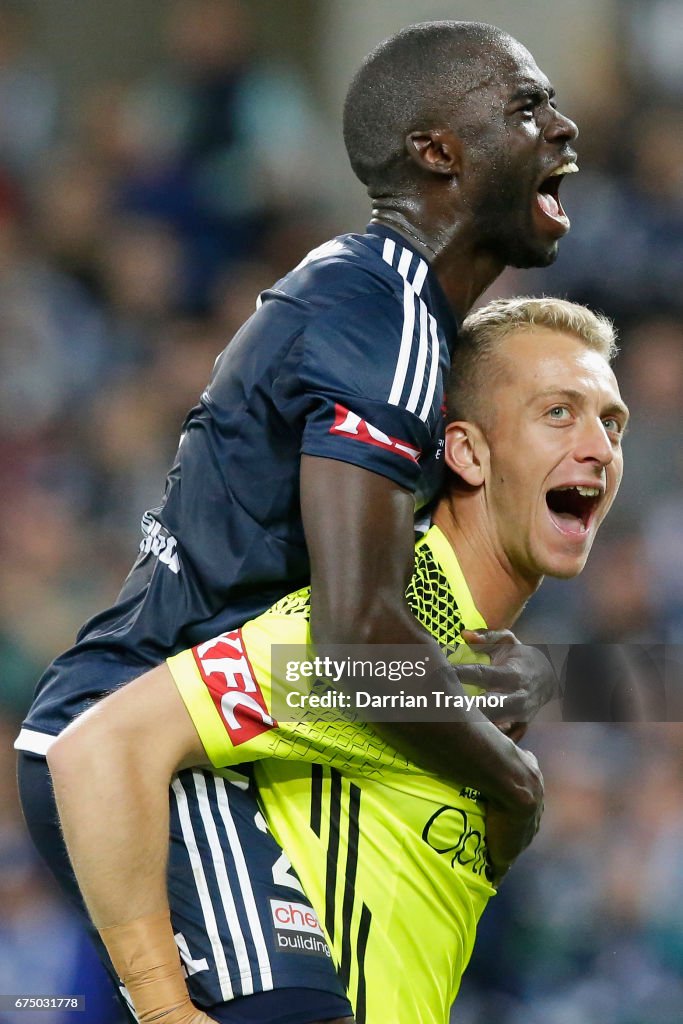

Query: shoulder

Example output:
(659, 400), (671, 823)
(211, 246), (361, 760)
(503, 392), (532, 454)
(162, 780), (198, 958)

(272, 231), (417, 314)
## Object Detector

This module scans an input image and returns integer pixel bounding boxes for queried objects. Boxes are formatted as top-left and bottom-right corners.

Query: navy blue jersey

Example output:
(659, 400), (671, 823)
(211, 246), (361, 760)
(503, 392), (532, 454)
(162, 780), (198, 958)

(18, 225), (458, 746)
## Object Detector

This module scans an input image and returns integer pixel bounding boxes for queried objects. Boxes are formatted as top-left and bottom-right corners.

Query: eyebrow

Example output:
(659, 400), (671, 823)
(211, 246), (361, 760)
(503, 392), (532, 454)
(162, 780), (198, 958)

(532, 387), (630, 422)
(509, 82), (556, 103)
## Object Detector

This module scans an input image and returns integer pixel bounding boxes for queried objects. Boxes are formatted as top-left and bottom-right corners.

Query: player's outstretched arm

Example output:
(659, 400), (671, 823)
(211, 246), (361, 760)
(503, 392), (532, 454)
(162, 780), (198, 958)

(301, 454), (544, 830)
(47, 666), (217, 1024)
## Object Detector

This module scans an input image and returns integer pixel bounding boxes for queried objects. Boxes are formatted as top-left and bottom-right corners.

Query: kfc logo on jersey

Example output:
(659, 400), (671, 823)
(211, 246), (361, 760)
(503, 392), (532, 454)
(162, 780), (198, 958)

(193, 630), (276, 746)
(330, 404), (421, 463)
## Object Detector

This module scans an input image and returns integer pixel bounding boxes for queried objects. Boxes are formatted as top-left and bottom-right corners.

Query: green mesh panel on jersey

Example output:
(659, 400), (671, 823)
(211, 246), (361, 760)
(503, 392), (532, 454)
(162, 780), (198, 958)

(267, 539), (462, 651)
(405, 541), (464, 654)
(269, 585), (311, 617)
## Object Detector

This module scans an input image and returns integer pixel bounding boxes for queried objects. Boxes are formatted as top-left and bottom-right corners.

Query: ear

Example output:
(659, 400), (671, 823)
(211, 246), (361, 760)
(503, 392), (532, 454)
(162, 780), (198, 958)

(444, 421), (487, 486)
(406, 128), (462, 177)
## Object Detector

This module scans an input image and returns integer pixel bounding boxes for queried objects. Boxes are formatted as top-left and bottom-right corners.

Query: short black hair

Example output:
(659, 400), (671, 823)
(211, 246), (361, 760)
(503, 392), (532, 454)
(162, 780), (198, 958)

(343, 20), (513, 194)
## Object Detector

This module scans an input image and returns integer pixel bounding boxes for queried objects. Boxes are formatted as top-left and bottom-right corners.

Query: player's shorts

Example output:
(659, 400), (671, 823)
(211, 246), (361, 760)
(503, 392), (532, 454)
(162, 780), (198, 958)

(17, 752), (353, 1024)
(255, 761), (497, 1024)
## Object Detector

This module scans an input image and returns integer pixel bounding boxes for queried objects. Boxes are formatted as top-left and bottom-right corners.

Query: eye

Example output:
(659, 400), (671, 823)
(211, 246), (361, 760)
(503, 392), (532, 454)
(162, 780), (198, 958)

(547, 405), (571, 422)
(602, 416), (625, 439)
(518, 100), (536, 119)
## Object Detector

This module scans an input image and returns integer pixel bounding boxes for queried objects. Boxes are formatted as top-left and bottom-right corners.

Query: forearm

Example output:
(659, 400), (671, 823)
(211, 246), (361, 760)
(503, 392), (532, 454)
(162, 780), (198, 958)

(46, 681), (211, 1024)
(48, 714), (171, 928)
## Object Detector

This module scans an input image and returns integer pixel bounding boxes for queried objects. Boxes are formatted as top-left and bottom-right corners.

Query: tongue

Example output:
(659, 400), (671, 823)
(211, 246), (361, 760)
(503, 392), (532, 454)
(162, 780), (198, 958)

(549, 509), (585, 535)
(537, 190), (560, 219)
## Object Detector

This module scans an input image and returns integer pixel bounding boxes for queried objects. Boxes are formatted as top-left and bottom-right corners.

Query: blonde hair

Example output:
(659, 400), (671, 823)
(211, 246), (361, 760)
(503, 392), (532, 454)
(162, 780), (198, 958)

(448, 296), (618, 424)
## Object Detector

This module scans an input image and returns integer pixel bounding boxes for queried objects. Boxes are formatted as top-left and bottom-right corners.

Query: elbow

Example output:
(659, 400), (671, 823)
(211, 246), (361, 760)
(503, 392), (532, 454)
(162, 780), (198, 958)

(47, 713), (116, 784)
(47, 724), (95, 781)
(46, 735), (83, 798)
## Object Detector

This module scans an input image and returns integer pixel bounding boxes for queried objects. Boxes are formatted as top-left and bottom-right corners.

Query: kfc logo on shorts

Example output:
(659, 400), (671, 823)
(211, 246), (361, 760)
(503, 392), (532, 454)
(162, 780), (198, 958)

(193, 630), (275, 746)
(330, 403), (421, 463)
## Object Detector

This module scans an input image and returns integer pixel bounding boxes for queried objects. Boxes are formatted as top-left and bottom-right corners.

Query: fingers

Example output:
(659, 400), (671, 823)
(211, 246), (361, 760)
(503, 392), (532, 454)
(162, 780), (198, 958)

(461, 628), (518, 647)
(497, 721), (529, 743)
(455, 664), (531, 721)
(456, 641), (556, 721)
(456, 660), (524, 692)
(486, 694), (530, 722)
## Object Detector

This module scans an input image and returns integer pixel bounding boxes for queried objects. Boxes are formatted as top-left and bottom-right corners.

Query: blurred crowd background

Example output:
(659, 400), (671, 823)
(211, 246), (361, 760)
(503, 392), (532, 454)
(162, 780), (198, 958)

(0, 1), (681, 1022)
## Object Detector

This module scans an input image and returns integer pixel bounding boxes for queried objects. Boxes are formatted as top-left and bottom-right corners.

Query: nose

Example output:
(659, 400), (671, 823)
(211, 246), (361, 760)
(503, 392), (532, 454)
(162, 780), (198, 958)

(574, 418), (614, 468)
(545, 107), (579, 145)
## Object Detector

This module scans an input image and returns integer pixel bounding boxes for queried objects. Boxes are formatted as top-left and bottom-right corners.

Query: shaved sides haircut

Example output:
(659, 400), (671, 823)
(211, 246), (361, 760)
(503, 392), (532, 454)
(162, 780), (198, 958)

(343, 20), (512, 193)
(447, 297), (618, 426)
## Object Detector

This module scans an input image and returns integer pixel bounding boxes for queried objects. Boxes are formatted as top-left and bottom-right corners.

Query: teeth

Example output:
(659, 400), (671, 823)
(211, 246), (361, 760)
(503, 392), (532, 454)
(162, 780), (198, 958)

(557, 485), (600, 497)
(548, 161), (579, 177)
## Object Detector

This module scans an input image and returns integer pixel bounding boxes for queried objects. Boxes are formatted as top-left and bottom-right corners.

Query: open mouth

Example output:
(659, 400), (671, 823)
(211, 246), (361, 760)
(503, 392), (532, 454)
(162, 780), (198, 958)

(535, 161), (578, 229)
(546, 483), (601, 536)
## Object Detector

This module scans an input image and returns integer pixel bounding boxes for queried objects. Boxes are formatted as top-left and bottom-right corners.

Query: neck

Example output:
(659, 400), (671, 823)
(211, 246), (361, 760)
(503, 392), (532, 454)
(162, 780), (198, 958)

(371, 198), (505, 320)
(432, 492), (541, 629)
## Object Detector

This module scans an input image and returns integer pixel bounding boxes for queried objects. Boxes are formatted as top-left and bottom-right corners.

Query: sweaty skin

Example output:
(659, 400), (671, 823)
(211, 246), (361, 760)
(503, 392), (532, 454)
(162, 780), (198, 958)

(302, 41), (580, 779)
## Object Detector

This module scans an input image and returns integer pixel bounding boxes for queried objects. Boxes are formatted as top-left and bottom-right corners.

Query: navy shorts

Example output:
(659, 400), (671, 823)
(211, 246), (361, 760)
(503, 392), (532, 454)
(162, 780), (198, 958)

(17, 753), (353, 1024)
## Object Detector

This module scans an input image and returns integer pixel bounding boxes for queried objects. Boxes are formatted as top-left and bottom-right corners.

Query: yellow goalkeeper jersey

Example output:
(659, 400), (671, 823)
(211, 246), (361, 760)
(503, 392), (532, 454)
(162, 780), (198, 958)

(169, 525), (496, 1024)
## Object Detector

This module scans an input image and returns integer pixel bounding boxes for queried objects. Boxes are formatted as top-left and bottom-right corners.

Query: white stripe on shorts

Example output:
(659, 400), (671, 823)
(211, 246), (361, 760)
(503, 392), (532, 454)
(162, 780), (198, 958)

(171, 776), (234, 999)
(191, 771), (255, 994)
(214, 775), (273, 990)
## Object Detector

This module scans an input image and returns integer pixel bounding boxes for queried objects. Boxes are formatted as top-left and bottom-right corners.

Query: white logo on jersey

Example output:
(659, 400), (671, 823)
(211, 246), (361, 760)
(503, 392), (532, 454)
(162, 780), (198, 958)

(139, 511), (180, 574)
(330, 403), (421, 463)
(194, 630), (276, 745)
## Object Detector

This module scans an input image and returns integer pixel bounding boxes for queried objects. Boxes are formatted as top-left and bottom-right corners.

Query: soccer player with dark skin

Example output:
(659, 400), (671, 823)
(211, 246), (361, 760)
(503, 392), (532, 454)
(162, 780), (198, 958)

(307, 22), (579, 772)
(301, 20), (578, 879)
(19, 21), (579, 1024)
